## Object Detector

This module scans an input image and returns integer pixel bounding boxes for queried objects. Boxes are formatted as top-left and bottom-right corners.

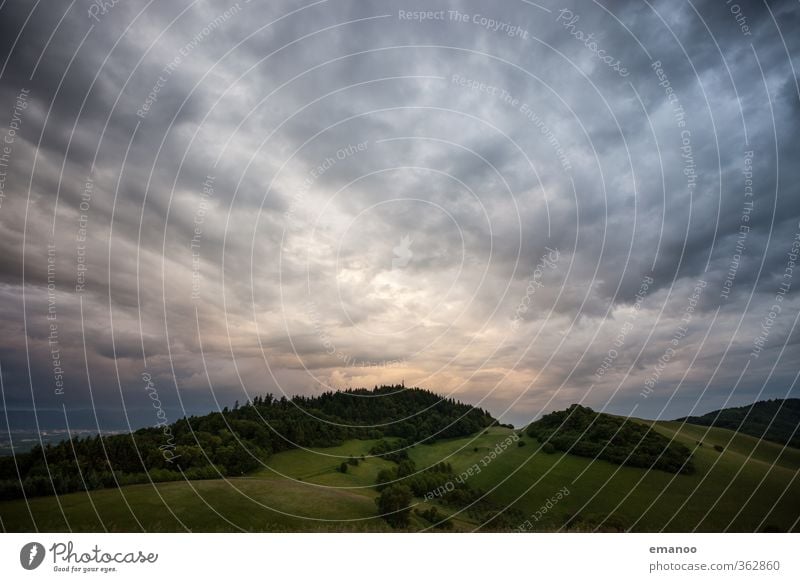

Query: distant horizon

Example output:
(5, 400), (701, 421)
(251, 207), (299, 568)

(2, 0), (799, 552)
(1, 0), (799, 439)
(2, 385), (795, 439)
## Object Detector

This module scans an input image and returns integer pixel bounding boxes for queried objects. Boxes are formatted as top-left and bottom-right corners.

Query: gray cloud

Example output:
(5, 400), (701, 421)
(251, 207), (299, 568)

(0, 0), (797, 431)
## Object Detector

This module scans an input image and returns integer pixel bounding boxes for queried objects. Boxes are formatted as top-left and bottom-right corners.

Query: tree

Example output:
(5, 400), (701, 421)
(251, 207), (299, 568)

(339, 462), (348, 473)
(375, 468), (395, 491)
(396, 459), (416, 477)
(376, 484), (413, 528)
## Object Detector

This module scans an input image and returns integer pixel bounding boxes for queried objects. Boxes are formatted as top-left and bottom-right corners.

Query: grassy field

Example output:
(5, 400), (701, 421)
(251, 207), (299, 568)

(409, 423), (800, 532)
(1, 421), (798, 532)
(0, 439), (392, 532)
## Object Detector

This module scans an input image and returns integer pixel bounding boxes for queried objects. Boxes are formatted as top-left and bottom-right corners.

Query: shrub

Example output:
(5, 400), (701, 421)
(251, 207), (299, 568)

(396, 459), (417, 477)
(714, 444), (724, 453)
(376, 484), (413, 528)
(518, 440), (526, 447)
(419, 507), (440, 523)
(375, 468), (395, 491)
(542, 442), (556, 454)
(339, 462), (348, 473)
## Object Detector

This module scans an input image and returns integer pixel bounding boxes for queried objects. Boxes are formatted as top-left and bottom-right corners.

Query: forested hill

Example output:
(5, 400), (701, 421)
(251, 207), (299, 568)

(289, 385), (499, 437)
(527, 404), (695, 474)
(676, 399), (800, 449)
(0, 385), (499, 501)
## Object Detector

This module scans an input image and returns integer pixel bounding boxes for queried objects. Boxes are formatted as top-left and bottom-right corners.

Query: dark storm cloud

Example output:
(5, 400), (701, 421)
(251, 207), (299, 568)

(0, 0), (797, 430)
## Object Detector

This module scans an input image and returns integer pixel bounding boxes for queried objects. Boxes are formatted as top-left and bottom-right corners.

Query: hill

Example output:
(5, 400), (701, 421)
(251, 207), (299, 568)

(2, 396), (799, 532)
(0, 385), (498, 502)
(2, 421), (799, 532)
(676, 398), (800, 449)
(526, 404), (695, 474)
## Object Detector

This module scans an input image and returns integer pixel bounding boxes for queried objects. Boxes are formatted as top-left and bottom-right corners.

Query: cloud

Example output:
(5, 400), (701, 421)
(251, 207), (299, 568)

(0, 0), (797, 430)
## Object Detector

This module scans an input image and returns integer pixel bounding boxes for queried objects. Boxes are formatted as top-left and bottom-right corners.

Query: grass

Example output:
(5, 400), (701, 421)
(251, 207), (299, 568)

(408, 424), (800, 532)
(250, 438), (396, 488)
(0, 440), (392, 532)
(2, 421), (798, 532)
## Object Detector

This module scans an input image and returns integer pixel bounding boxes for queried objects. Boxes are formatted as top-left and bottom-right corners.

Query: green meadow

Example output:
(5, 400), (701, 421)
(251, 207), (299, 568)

(415, 424), (800, 532)
(1, 421), (798, 532)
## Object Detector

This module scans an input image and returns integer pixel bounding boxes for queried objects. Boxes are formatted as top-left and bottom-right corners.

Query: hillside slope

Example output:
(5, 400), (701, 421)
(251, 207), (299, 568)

(0, 385), (498, 503)
(676, 398), (800, 449)
(414, 422), (800, 532)
(526, 404), (695, 474)
(2, 421), (798, 532)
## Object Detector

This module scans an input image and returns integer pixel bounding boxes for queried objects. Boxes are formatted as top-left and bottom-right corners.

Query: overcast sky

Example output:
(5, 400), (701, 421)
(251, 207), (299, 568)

(0, 0), (798, 431)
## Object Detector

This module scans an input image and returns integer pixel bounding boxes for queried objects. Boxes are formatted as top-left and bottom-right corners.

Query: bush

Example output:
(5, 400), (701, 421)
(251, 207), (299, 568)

(376, 484), (413, 528)
(375, 468), (395, 491)
(714, 444), (724, 453)
(518, 440), (526, 447)
(542, 442), (556, 454)
(369, 440), (409, 463)
(339, 462), (348, 473)
(396, 459), (416, 477)
(418, 507), (440, 523)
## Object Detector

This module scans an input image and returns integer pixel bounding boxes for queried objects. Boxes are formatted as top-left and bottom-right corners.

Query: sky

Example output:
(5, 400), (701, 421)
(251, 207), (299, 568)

(0, 0), (798, 432)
